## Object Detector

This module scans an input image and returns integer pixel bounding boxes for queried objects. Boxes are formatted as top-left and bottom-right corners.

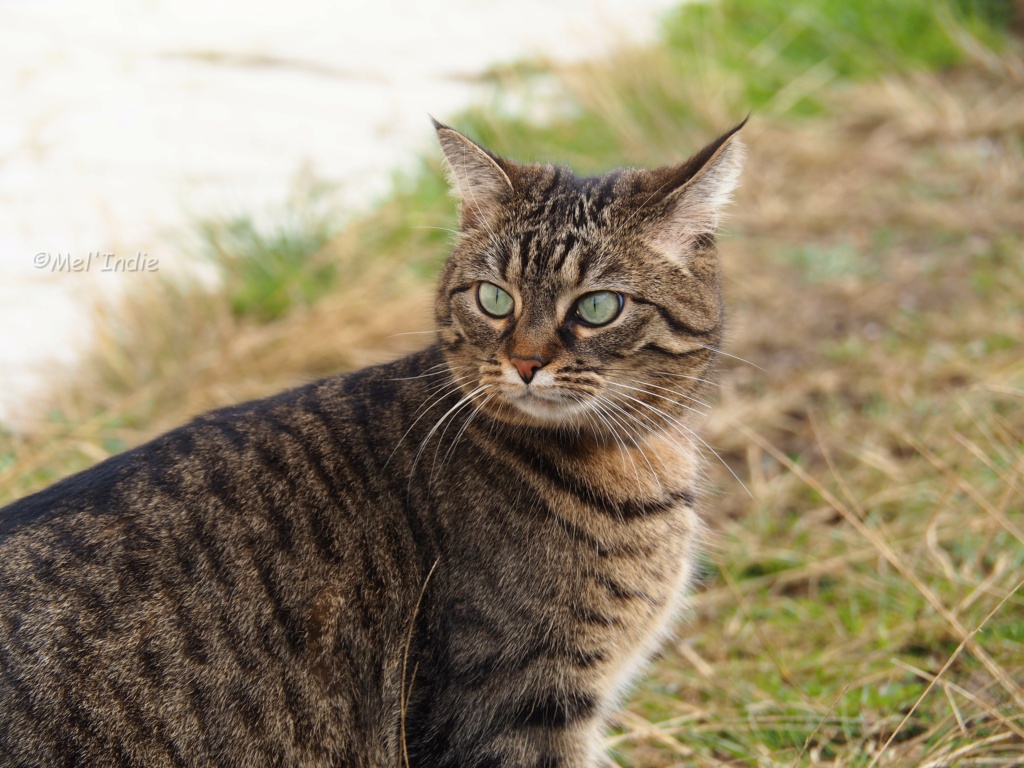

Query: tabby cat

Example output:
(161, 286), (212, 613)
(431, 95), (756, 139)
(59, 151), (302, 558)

(0, 119), (744, 767)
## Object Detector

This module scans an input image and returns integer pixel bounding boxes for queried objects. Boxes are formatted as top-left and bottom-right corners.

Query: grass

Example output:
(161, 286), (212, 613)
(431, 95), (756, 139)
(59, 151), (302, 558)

(196, 184), (339, 321)
(2, 0), (1023, 764)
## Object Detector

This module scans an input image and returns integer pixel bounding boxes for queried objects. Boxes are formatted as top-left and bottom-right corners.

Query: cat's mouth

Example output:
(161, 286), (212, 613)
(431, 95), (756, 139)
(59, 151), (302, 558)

(473, 365), (598, 425)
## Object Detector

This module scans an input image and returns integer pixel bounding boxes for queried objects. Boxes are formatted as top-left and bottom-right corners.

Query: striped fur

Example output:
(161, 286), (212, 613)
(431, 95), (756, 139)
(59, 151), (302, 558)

(0, 122), (744, 767)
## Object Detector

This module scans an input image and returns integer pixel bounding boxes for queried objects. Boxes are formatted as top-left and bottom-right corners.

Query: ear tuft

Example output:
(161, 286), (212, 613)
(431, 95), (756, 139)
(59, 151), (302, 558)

(434, 121), (514, 231)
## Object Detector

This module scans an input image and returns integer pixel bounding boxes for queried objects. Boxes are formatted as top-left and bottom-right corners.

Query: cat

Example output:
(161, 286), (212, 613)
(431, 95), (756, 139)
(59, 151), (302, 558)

(0, 118), (744, 767)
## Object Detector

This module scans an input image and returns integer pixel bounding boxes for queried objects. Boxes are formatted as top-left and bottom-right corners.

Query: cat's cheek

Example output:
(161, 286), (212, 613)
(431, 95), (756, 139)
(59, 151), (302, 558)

(449, 304), (504, 347)
(574, 322), (649, 364)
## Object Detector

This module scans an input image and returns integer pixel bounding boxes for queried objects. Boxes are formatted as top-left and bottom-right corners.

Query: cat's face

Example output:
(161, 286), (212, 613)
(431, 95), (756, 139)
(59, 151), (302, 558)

(434, 123), (744, 438)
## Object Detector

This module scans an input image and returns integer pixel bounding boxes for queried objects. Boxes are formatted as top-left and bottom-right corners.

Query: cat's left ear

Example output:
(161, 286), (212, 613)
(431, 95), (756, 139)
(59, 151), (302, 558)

(433, 119), (515, 231)
(644, 119), (747, 261)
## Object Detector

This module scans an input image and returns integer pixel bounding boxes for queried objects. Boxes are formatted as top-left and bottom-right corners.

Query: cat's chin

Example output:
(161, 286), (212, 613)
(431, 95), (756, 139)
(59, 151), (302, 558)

(505, 391), (590, 425)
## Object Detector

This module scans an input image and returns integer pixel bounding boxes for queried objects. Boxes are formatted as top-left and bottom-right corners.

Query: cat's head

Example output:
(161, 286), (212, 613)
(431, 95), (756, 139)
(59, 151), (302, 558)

(434, 120), (745, 438)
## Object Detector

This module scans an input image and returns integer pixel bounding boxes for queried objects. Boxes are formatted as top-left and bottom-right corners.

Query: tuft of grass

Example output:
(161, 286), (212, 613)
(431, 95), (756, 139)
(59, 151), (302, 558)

(3, 1), (1023, 765)
(197, 184), (339, 321)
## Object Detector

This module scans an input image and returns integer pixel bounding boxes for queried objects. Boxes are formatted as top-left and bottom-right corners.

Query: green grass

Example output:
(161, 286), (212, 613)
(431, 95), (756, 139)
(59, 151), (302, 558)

(197, 185), (339, 320)
(3, 0), (1023, 765)
(659, 0), (1012, 114)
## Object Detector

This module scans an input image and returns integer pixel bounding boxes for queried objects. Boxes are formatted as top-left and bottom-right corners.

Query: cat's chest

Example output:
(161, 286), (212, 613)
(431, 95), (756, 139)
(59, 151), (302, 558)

(576, 498), (702, 700)
(450, 425), (702, 598)
(441, 428), (703, 696)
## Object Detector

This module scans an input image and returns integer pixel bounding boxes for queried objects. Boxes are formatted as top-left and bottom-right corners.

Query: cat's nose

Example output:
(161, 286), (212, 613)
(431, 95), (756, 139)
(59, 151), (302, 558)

(510, 356), (547, 384)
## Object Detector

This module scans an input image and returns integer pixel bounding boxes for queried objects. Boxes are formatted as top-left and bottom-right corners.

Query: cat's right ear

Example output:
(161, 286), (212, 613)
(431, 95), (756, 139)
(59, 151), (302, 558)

(433, 119), (514, 231)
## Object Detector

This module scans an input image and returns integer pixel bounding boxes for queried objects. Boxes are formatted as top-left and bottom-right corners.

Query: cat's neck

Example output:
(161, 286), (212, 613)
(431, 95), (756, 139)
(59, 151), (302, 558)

(473, 403), (699, 504)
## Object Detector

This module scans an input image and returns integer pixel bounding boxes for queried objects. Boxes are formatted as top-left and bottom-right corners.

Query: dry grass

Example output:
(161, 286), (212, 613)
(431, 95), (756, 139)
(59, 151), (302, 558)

(2, 6), (1023, 766)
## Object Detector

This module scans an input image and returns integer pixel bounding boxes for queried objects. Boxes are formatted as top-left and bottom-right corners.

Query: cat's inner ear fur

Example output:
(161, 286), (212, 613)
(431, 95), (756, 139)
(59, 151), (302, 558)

(643, 120), (747, 264)
(434, 120), (514, 231)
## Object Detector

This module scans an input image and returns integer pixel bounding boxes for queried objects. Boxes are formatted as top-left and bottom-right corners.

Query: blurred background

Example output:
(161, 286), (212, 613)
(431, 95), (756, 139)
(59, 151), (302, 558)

(2, 1), (1023, 765)
(0, 0), (678, 418)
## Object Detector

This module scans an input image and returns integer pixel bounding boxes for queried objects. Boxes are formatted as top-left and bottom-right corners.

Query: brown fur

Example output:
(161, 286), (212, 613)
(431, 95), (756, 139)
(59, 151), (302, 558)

(0, 120), (744, 767)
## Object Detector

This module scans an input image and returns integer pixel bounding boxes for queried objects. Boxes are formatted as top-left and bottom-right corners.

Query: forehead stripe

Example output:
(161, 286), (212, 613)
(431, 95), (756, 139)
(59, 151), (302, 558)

(551, 231), (578, 275)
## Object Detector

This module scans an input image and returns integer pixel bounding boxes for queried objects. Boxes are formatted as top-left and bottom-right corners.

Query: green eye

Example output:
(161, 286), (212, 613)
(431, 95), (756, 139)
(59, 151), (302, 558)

(575, 291), (623, 326)
(477, 282), (514, 318)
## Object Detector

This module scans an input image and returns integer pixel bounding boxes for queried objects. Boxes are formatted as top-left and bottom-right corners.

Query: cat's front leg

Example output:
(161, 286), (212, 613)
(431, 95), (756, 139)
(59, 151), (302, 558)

(404, 689), (609, 768)
(467, 718), (608, 768)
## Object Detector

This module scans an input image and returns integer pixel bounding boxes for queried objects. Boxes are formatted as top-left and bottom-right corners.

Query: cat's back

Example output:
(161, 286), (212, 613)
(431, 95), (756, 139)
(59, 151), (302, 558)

(0, 343), (441, 547)
(0, 346), (444, 768)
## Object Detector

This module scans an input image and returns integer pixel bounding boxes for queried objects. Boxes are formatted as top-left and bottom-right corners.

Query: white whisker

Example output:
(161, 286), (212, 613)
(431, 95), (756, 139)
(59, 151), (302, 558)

(603, 392), (716, 489)
(608, 389), (752, 499)
(411, 225), (460, 237)
(581, 395), (636, 480)
(691, 343), (764, 371)
(635, 380), (712, 409)
(428, 387), (493, 479)
(592, 396), (660, 489)
(647, 370), (719, 386)
(410, 384), (493, 483)
(384, 371), (478, 468)
(438, 392), (494, 474)
(388, 361), (465, 381)
(603, 367), (719, 390)
(605, 380), (707, 419)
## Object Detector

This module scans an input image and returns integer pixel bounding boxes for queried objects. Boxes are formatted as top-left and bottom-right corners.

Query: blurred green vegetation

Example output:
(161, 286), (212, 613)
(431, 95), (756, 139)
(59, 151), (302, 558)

(197, 186), (338, 320)
(661, 0), (1013, 113)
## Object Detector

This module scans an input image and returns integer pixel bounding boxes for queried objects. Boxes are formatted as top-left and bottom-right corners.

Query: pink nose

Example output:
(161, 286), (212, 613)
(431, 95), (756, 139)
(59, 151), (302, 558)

(510, 356), (546, 384)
